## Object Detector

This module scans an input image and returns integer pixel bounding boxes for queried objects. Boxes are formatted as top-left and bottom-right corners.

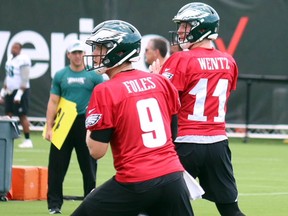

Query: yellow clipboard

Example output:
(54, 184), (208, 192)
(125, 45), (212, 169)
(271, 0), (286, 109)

(42, 97), (78, 150)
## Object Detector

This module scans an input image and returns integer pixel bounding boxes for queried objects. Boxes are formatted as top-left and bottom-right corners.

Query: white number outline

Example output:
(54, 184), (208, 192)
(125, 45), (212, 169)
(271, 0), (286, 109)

(188, 78), (228, 122)
(136, 98), (167, 148)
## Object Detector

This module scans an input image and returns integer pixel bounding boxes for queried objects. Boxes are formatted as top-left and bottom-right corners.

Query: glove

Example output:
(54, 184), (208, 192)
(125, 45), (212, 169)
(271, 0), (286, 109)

(0, 88), (6, 98)
(14, 89), (24, 102)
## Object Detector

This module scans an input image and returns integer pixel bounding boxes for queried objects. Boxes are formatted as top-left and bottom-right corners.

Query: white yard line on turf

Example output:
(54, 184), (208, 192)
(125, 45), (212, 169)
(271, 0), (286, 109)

(239, 192), (288, 196)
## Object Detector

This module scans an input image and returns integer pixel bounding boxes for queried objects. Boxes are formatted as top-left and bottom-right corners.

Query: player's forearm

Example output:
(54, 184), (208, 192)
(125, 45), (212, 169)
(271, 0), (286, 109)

(46, 106), (57, 130)
(3, 77), (7, 87)
(20, 65), (30, 88)
(46, 95), (60, 130)
(86, 131), (108, 159)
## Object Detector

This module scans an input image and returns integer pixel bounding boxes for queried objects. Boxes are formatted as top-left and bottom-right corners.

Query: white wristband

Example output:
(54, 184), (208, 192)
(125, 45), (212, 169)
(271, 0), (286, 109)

(14, 89), (24, 101)
(0, 88), (6, 98)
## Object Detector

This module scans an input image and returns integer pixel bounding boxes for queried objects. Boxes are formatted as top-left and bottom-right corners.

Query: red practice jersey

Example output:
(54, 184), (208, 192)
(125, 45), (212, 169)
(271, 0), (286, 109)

(86, 70), (183, 183)
(160, 47), (238, 138)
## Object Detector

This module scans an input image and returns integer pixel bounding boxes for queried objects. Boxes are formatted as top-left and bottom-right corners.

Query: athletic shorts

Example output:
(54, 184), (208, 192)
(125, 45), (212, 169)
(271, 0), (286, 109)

(175, 139), (239, 203)
(71, 172), (193, 216)
(4, 89), (30, 116)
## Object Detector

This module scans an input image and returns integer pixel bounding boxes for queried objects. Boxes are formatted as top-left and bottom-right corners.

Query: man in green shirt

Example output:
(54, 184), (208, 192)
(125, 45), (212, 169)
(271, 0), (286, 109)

(44, 40), (104, 214)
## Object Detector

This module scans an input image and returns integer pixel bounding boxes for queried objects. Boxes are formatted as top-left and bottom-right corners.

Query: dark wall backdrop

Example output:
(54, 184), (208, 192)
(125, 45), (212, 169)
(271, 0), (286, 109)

(1, 0), (288, 124)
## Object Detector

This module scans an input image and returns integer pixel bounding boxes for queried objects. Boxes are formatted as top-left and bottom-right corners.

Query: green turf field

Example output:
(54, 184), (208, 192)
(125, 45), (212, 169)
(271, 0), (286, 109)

(0, 131), (288, 215)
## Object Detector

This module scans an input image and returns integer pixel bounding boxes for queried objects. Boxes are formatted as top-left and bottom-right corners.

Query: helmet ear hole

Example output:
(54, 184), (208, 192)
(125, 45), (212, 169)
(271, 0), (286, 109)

(105, 42), (114, 49)
(187, 35), (193, 41)
(103, 58), (111, 66)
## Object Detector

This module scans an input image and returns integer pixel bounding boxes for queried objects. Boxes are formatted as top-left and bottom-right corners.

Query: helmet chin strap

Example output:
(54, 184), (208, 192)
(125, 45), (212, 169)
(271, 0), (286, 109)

(180, 42), (193, 50)
(93, 49), (139, 75)
(180, 30), (217, 50)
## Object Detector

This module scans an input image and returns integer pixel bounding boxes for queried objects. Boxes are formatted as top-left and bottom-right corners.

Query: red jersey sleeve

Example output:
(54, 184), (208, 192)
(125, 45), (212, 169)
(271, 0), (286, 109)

(230, 58), (238, 91)
(160, 53), (190, 92)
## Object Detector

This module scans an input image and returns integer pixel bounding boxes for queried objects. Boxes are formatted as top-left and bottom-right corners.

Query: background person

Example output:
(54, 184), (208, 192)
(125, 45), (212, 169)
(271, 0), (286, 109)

(44, 39), (103, 214)
(0, 42), (33, 148)
(71, 20), (194, 216)
(144, 37), (169, 71)
(156, 2), (245, 216)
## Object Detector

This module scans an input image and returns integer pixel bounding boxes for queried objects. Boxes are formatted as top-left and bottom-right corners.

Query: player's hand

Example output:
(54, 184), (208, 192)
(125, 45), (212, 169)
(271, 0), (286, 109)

(14, 89), (24, 103)
(149, 58), (161, 74)
(45, 129), (53, 142)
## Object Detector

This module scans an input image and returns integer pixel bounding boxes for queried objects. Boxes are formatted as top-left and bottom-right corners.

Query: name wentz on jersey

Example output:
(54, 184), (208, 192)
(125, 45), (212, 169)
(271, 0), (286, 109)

(197, 57), (230, 70)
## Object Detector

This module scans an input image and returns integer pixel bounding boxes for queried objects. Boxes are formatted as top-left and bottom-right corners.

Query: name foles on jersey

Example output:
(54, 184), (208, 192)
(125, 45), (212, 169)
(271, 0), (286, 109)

(85, 114), (102, 127)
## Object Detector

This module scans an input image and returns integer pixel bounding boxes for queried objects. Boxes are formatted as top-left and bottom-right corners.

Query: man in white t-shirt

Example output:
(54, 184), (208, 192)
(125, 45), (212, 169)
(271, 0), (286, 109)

(0, 42), (33, 148)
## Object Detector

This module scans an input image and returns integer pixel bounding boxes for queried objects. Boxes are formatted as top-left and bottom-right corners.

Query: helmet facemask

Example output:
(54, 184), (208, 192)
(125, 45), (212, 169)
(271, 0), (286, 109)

(170, 21), (198, 50)
(84, 42), (116, 74)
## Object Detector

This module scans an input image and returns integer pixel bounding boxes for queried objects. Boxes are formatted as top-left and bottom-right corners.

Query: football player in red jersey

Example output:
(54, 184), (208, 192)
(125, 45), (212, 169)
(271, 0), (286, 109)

(156, 2), (245, 216)
(71, 20), (194, 216)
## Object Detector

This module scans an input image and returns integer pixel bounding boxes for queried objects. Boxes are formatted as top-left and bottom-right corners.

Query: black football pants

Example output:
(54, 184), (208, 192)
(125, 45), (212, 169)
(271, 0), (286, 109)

(47, 115), (97, 209)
